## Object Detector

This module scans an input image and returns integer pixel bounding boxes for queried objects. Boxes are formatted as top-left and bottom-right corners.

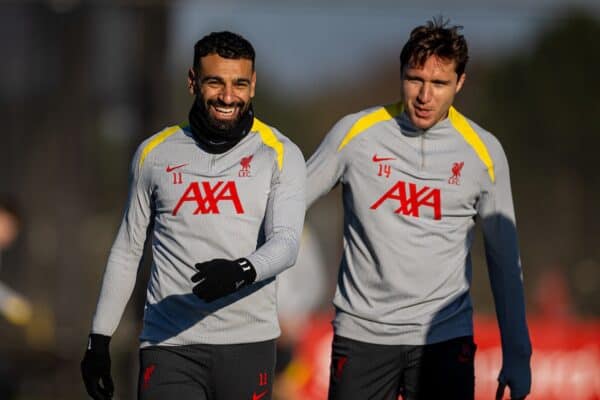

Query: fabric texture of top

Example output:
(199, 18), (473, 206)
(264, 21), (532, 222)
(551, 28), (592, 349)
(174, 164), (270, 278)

(92, 118), (306, 346)
(306, 101), (531, 374)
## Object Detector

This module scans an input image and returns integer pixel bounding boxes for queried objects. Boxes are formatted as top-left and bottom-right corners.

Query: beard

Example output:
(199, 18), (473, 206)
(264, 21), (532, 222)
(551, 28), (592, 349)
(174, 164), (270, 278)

(188, 95), (254, 153)
(203, 98), (250, 131)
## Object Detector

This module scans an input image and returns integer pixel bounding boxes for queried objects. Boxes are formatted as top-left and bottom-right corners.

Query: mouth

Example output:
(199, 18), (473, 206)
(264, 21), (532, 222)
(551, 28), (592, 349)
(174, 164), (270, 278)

(210, 104), (239, 120)
(414, 105), (433, 119)
(201, 98), (248, 130)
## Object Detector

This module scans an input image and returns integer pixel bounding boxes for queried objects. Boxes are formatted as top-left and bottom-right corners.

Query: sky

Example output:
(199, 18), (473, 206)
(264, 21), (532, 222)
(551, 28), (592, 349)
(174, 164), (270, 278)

(170, 0), (600, 98)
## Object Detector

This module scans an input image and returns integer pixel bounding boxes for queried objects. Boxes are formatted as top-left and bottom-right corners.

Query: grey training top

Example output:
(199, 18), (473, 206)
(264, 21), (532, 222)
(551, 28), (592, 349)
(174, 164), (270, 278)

(91, 118), (306, 346)
(307, 101), (531, 368)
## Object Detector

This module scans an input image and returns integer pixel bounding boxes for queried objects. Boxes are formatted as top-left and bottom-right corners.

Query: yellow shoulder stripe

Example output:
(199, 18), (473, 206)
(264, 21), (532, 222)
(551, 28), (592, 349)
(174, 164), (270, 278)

(252, 118), (284, 171)
(138, 125), (180, 171)
(448, 107), (495, 183)
(337, 101), (403, 152)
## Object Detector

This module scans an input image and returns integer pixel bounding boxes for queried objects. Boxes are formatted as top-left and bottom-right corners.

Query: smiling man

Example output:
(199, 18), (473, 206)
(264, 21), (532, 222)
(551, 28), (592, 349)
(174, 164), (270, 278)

(307, 19), (531, 400)
(81, 31), (306, 400)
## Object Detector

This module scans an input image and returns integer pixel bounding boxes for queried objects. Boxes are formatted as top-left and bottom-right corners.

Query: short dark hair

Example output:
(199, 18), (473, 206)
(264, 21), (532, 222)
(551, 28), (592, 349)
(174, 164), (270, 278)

(193, 31), (255, 71)
(400, 17), (469, 78)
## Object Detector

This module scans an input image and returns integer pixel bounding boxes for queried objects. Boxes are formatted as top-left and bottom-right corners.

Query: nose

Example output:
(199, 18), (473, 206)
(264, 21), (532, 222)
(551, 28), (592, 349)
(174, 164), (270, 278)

(417, 83), (432, 104)
(219, 84), (235, 104)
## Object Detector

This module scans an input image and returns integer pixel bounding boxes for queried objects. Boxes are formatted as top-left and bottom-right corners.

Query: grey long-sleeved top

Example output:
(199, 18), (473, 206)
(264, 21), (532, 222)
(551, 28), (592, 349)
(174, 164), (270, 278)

(91, 119), (306, 346)
(307, 102), (531, 396)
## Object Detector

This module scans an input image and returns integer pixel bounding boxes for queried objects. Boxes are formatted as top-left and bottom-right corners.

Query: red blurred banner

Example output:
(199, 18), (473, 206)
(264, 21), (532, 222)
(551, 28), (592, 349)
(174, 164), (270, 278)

(285, 315), (600, 399)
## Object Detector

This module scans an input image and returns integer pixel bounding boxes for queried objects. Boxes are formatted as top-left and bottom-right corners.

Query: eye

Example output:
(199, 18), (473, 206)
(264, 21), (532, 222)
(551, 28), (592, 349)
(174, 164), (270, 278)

(204, 79), (222, 88)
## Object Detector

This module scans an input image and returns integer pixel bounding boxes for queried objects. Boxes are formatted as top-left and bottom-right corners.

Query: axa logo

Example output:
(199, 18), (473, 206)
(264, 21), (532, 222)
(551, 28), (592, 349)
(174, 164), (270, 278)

(239, 155), (253, 177)
(172, 181), (244, 215)
(448, 161), (464, 185)
(371, 180), (442, 220)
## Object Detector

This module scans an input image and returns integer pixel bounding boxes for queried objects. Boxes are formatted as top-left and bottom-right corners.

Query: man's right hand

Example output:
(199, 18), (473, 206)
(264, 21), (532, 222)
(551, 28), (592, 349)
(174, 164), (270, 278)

(81, 334), (114, 400)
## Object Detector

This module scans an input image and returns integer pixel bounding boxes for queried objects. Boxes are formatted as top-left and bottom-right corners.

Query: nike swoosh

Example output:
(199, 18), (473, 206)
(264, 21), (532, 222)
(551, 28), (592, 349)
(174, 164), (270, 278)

(166, 163), (188, 172)
(372, 154), (395, 162)
(252, 390), (268, 400)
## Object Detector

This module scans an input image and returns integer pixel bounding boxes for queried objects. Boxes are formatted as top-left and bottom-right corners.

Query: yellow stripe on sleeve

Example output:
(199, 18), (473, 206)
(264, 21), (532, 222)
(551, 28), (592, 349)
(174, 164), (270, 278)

(337, 101), (403, 152)
(252, 118), (284, 171)
(138, 125), (181, 171)
(448, 107), (495, 183)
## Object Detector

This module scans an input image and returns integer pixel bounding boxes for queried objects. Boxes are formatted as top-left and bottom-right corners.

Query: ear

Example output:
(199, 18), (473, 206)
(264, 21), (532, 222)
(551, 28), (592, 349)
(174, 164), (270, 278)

(250, 70), (256, 99)
(188, 68), (198, 95)
(455, 72), (466, 94)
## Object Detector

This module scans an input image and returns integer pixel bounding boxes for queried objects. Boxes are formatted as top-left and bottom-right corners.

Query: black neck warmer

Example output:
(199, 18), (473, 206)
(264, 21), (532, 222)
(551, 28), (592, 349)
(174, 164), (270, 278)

(188, 97), (254, 154)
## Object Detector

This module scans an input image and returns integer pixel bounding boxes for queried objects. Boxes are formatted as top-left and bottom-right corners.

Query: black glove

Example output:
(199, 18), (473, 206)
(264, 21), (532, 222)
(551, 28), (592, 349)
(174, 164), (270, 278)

(191, 258), (257, 302)
(81, 333), (114, 400)
(495, 382), (526, 400)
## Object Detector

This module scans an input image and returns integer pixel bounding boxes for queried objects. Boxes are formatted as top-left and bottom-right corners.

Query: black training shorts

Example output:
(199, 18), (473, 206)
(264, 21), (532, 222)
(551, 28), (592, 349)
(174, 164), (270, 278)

(328, 335), (476, 400)
(138, 339), (276, 400)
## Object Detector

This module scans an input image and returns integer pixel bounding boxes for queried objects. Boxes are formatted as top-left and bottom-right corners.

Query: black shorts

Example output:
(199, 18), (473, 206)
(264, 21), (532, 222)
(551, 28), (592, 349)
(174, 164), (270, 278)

(328, 335), (476, 400)
(138, 339), (276, 400)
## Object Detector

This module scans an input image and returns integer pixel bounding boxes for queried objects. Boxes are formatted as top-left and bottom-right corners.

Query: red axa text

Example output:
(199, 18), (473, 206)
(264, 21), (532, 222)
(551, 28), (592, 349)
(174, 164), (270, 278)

(172, 181), (244, 215)
(370, 180), (441, 220)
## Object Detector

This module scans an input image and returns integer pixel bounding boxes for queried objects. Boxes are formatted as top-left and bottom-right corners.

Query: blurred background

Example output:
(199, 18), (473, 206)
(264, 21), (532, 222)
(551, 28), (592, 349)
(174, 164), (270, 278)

(1, 0), (599, 399)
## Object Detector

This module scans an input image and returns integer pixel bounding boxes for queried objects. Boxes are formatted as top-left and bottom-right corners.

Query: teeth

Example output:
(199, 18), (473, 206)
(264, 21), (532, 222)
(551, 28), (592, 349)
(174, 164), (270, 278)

(214, 106), (234, 114)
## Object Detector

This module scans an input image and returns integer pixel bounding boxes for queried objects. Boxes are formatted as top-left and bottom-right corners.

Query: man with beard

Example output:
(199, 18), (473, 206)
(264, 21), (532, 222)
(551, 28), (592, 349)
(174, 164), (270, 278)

(81, 31), (306, 400)
(306, 19), (531, 400)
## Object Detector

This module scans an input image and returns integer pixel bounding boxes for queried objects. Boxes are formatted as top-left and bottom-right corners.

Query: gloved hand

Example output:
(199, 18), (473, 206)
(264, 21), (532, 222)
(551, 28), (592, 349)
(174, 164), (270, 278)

(191, 258), (257, 302)
(495, 360), (531, 400)
(495, 382), (526, 400)
(81, 334), (114, 400)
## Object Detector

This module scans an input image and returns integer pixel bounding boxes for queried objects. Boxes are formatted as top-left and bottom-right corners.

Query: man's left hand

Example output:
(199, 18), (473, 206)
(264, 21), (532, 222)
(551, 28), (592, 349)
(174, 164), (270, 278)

(495, 382), (526, 400)
(496, 359), (531, 400)
(191, 258), (256, 302)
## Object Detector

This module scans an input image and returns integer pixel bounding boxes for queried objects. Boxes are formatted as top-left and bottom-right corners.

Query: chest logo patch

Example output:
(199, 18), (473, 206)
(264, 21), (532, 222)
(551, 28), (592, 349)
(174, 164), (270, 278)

(372, 154), (395, 178)
(371, 180), (441, 220)
(166, 163), (187, 185)
(239, 155), (253, 177)
(448, 161), (464, 185)
(172, 181), (244, 215)
(372, 154), (396, 162)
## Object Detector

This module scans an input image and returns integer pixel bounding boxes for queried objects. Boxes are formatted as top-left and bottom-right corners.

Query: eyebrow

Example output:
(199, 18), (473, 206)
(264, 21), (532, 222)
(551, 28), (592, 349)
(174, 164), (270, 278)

(200, 75), (224, 83)
(200, 76), (251, 85)
(403, 73), (452, 85)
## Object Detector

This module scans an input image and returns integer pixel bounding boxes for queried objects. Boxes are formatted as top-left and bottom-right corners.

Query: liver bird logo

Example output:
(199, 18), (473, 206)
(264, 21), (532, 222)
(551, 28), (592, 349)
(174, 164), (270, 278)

(239, 155), (253, 177)
(448, 161), (464, 185)
(240, 155), (253, 171)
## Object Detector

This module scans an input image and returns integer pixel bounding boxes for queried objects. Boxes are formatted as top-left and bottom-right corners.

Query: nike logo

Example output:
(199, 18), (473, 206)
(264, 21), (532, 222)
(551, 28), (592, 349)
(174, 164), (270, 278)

(372, 154), (395, 162)
(252, 390), (268, 400)
(235, 280), (245, 290)
(166, 163), (188, 172)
